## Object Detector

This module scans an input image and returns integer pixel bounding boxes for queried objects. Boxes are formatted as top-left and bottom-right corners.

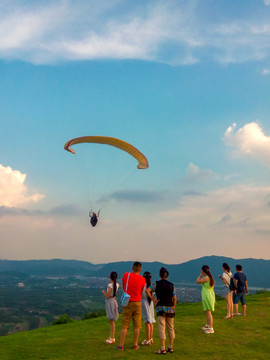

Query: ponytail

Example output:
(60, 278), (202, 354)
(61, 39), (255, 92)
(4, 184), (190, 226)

(143, 271), (152, 288)
(110, 271), (118, 297)
(143, 271), (152, 305)
(222, 262), (230, 272)
(202, 265), (215, 287)
(159, 267), (169, 279)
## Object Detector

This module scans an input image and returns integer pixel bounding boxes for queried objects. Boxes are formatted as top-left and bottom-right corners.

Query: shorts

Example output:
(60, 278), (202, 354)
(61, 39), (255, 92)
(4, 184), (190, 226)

(224, 286), (232, 297)
(233, 292), (246, 305)
(122, 302), (142, 329)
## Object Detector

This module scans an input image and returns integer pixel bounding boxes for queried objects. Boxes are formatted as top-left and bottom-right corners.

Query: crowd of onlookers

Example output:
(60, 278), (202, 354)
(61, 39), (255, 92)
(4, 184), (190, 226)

(101, 261), (248, 354)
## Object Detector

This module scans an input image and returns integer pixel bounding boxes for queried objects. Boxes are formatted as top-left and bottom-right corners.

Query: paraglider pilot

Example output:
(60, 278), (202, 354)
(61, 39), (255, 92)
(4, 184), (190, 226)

(89, 210), (100, 227)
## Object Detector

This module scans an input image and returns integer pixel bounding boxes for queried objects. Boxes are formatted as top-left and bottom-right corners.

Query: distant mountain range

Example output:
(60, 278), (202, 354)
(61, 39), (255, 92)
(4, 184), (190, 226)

(0, 256), (269, 288)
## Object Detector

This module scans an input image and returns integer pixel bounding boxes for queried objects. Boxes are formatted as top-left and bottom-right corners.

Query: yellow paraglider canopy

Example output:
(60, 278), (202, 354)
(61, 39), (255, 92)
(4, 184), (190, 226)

(64, 136), (149, 169)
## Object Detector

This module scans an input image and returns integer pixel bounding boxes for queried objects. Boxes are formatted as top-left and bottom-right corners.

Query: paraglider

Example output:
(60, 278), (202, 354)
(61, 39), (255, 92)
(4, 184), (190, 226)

(89, 210), (100, 227)
(64, 135), (149, 228)
(64, 136), (149, 169)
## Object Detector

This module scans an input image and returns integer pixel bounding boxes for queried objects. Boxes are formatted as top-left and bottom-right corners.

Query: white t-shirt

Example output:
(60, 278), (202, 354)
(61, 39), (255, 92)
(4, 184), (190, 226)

(222, 271), (232, 287)
(107, 282), (119, 297)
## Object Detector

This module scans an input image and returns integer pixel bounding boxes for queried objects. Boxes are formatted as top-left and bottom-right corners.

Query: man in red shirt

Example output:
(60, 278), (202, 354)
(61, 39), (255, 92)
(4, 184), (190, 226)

(116, 261), (146, 350)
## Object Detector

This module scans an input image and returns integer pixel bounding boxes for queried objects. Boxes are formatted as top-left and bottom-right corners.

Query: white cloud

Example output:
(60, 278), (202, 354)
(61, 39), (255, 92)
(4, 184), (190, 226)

(0, 164), (44, 207)
(166, 184), (269, 225)
(156, 184), (270, 258)
(262, 68), (270, 75)
(185, 162), (219, 183)
(264, 0), (270, 6)
(224, 122), (270, 166)
(1, 182), (269, 262)
(0, 0), (270, 65)
(0, 0), (198, 65)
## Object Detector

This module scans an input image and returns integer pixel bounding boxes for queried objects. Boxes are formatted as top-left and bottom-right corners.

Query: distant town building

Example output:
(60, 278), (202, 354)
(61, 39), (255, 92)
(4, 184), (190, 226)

(18, 282), (25, 287)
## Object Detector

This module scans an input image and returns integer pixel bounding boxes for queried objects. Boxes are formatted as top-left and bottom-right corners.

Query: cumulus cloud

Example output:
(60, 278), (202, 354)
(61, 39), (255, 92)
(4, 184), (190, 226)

(0, 164), (44, 207)
(262, 68), (270, 75)
(224, 122), (270, 166)
(185, 163), (219, 183)
(1, 184), (270, 262)
(163, 184), (270, 234)
(0, 0), (270, 65)
(264, 0), (270, 6)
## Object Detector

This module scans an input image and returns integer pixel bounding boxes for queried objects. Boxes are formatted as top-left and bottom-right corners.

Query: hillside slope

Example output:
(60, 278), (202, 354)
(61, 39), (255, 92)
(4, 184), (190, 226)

(0, 292), (269, 360)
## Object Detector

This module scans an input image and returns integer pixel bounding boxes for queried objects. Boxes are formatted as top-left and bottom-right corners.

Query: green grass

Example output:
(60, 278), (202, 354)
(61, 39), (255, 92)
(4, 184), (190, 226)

(0, 292), (269, 360)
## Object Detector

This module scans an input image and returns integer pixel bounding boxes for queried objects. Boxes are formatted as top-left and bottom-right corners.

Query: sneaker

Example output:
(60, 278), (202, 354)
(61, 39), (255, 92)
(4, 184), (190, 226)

(233, 313), (241, 316)
(201, 324), (210, 330)
(134, 345), (140, 350)
(115, 346), (124, 350)
(204, 328), (214, 334)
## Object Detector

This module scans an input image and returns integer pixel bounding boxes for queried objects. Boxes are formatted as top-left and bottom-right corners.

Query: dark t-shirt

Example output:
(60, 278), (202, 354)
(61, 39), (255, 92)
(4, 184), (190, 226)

(234, 272), (247, 293)
(154, 279), (175, 307)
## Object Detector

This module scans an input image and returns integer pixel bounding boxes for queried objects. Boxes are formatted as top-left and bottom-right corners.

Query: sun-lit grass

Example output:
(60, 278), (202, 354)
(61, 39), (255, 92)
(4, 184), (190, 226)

(0, 292), (269, 360)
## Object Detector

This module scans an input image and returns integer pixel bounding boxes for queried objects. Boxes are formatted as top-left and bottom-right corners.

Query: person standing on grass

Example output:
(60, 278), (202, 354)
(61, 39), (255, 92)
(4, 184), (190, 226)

(102, 271), (119, 344)
(219, 263), (233, 319)
(146, 267), (177, 355)
(196, 265), (215, 334)
(141, 271), (155, 346)
(233, 264), (248, 316)
(116, 261), (146, 351)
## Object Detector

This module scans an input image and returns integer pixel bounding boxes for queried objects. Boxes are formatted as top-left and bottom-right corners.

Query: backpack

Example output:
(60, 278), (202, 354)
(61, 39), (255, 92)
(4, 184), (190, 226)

(229, 276), (237, 291)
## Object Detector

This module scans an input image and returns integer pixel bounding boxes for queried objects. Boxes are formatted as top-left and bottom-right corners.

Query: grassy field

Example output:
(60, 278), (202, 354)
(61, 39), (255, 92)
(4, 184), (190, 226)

(0, 291), (269, 360)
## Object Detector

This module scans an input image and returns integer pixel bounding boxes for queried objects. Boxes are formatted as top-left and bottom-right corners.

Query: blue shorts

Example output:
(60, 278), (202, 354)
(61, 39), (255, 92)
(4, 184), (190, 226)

(233, 292), (246, 305)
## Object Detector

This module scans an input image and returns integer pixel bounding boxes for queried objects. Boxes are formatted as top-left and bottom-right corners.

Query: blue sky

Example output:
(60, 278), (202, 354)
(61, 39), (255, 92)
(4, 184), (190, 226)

(1, 0), (270, 264)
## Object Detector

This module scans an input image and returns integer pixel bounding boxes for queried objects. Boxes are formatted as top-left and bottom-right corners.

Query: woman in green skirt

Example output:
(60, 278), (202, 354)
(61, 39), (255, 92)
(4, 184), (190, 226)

(196, 265), (215, 334)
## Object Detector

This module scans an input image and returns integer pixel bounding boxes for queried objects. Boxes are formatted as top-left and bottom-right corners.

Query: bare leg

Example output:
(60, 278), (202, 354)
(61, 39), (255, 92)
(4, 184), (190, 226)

(119, 328), (127, 347)
(225, 294), (233, 318)
(145, 322), (151, 341)
(110, 320), (115, 339)
(234, 303), (239, 314)
(228, 293), (233, 317)
(133, 328), (140, 347)
(205, 310), (213, 328)
(242, 304), (246, 315)
(150, 323), (154, 340)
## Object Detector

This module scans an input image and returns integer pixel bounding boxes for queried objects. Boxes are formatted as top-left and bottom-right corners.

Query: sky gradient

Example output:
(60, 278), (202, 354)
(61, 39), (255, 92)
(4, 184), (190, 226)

(1, 0), (270, 264)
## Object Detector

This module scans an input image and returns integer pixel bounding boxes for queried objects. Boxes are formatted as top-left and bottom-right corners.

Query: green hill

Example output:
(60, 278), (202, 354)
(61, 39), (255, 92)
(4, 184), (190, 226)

(0, 292), (269, 360)
(1, 256), (269, 287)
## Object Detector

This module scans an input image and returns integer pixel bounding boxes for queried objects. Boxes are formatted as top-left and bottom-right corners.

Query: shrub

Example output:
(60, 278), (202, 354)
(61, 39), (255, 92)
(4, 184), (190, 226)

(82, 310), (106, 320)
(52, 313), (74, 325)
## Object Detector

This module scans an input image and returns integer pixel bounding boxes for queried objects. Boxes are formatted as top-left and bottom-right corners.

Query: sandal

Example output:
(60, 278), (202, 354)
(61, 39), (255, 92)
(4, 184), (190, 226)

(141, 339), (152, 346)
(105, 337), (115, 344)
(155, 349), (167, 355)
(167, 347), (174, 353)
(204, 328), (214, 334)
